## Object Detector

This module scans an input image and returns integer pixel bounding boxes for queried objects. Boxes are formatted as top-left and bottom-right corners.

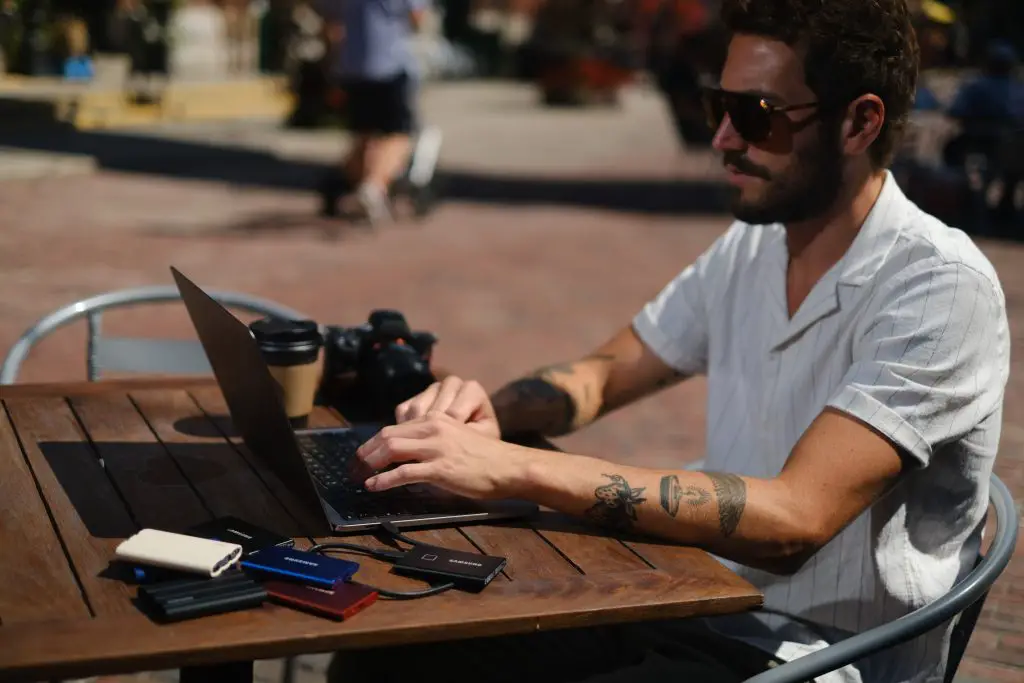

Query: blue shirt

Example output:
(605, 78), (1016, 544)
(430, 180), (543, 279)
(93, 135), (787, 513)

(63, 56), (94, 81)
(320, 0), (426, 80)
(948, 75), (1024, 126)
(913, 85), (942, 112)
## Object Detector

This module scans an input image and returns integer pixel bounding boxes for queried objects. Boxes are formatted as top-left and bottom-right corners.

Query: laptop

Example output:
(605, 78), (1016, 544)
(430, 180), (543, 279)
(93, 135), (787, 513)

(171, 267), (538, 534)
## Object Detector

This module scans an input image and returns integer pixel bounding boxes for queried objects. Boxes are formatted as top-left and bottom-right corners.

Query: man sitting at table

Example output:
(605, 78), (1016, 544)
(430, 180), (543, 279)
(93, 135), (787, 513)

(331, 0), (1010, 681)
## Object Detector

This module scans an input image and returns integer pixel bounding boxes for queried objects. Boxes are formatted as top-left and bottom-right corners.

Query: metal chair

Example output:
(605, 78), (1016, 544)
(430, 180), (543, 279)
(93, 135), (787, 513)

(745, 473), (1019, 682)
(0, 285), (311, 384)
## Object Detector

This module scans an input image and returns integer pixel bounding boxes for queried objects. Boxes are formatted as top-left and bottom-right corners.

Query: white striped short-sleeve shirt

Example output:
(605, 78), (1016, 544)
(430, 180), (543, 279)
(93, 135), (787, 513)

(632, 172), (1010, 683)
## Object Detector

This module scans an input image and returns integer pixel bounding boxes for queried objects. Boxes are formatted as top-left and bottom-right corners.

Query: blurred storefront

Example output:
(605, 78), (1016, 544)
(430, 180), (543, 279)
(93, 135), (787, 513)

(0, 0), (290, 79)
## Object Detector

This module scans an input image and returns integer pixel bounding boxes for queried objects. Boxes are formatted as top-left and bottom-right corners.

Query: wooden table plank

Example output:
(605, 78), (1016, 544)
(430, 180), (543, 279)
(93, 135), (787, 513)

(528, 512), (655, 575)
(130, 389), (295, 538)
(0, 405), (90, 624)
(460, 524), (580, 581)
(69, 393), (211, 532)
(624, 540), (760, 594)
(3, 397), (140, 619)
(0, 570), (762, 681)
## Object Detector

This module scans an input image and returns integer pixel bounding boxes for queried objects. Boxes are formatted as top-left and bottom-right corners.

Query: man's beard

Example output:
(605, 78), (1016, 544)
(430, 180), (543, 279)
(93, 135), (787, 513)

(726, 128), (844, 226)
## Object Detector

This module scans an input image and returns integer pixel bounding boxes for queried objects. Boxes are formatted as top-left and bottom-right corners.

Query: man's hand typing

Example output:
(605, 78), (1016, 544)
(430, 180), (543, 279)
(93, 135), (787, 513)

(394, 376), (501, 440)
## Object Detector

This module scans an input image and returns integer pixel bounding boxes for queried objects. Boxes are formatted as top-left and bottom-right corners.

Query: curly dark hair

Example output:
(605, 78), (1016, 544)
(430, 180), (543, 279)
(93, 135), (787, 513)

(721, 0), (920, 168)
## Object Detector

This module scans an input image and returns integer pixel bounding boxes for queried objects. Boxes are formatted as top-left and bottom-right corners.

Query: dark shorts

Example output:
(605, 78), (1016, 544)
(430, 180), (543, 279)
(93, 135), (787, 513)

(342, 72), (416, 135)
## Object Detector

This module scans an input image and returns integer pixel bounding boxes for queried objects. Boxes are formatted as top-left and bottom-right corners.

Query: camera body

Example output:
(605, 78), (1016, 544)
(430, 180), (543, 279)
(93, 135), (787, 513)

(322, 310), (437, 420)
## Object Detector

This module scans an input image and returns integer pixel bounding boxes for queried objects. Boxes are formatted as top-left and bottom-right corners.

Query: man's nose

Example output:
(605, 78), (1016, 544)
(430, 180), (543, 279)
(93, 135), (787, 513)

(712, 114), (746, 153)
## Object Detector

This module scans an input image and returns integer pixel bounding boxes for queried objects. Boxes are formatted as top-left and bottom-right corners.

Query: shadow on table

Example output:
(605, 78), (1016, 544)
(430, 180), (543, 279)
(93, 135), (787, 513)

(37, 435), (685, 565)
(174, 414), (238, 439)
(0, 124), (732, 218)
(37, 439), (272, 538)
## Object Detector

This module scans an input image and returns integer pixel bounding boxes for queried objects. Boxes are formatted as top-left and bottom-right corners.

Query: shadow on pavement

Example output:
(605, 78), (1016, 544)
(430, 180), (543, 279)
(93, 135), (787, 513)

(0, 124), (731, 217)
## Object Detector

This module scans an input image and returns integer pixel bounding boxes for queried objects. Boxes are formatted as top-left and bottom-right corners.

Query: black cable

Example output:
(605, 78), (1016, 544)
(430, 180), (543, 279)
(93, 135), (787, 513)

(307, 541), (405, 562)
(308, 539), (456, 600)
(366, 581), (456, 600)
(379, 521), (427, 548)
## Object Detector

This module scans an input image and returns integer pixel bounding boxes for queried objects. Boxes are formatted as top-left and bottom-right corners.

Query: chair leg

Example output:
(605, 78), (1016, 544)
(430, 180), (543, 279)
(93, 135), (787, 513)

(282, 655), (296, 683)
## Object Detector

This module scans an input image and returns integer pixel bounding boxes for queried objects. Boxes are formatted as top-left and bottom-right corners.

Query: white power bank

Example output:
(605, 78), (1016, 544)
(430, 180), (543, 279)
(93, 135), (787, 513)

(115, 529), (244, 578)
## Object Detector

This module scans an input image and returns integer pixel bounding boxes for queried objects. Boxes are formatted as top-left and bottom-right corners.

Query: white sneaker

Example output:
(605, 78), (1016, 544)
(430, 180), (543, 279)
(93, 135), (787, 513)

(355, 183), (392, 225)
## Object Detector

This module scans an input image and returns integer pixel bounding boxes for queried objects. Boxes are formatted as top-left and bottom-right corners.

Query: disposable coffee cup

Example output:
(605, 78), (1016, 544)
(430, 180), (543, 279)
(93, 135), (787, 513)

(249, 317), (323, 428)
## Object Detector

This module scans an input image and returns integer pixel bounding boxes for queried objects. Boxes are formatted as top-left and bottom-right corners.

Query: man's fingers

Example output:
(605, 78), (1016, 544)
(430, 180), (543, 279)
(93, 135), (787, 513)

(358, 435), (433, 471)
(427, 376), (465, 414)
(445, 380), (487, 422)
(358, 420), (440, 463)
(395, 382), (441, 423)
(366, 463), (434, 492)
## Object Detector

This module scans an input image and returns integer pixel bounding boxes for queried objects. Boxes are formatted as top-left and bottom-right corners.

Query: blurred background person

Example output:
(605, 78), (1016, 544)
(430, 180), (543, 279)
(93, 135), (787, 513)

(59, 16), (93, 81)
(0, 0), (19, 75)
(945, 41), (1024, 233)
(317, 0), (429, 223)
(285, 0), (330, 128)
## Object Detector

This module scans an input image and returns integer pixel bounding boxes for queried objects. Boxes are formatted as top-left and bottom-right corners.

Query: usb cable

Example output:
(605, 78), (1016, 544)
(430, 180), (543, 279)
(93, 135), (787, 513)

(308, 523), (456, 600)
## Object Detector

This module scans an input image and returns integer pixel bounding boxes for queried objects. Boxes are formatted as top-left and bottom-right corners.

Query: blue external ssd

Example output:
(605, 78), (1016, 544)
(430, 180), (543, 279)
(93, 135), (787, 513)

(239, 546), (359, 588)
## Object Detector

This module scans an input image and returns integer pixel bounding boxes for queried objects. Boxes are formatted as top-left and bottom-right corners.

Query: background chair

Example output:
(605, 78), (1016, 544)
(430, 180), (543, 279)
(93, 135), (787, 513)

(0, 285), (311, 384)
(745, 472), (1019, 683)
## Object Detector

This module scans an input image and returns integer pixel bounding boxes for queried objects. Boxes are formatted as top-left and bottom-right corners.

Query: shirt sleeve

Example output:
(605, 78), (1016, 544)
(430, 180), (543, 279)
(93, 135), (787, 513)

(631, 224), (740, 376)
(827, 261), (1009, 467)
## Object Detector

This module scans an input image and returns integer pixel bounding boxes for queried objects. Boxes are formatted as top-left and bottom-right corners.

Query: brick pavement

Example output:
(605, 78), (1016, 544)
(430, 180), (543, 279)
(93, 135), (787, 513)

(0, 82), (1020, 683)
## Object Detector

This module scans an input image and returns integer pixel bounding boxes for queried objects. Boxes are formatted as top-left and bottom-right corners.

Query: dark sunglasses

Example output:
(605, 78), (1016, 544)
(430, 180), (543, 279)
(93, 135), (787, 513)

(701, 87), (820, 143)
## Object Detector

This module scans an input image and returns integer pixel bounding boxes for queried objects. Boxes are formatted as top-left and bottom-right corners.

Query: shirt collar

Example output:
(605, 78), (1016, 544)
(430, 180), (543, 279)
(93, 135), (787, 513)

(834, 170), (906, 286)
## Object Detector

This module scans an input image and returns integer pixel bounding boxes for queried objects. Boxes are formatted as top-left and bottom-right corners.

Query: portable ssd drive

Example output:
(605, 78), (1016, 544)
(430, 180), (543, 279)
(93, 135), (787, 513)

(115, 528), (243, 578)
(137, 572), (267, 622)
(264, 580), (378, 620)
(240, 546), (360, 588)
(393, 547), (506, 591)
(186, 516), (295, 556)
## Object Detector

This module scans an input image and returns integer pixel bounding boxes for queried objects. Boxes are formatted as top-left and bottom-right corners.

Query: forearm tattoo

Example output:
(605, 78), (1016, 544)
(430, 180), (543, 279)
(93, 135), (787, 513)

(492, 354), (614, 436)
(706, 471), (747, 537)
(494, 377), (576, 436)
(659, 475), (710, 517)
(584, 473), (647, 532)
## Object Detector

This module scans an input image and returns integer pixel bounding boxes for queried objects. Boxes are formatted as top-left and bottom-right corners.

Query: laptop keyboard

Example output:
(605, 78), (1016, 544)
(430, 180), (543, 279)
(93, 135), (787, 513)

(296, 431), (460, 521)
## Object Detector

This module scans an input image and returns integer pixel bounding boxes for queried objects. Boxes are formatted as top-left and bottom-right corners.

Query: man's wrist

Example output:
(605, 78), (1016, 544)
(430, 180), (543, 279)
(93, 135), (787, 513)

(500, 445), (545, 500)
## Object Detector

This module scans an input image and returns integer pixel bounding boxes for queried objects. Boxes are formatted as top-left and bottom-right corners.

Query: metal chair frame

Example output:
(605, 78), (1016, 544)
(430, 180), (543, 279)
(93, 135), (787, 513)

(0, 285), (310, 384)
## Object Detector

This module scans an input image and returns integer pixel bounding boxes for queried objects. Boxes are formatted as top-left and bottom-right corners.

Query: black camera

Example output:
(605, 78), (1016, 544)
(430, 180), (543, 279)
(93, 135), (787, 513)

(322, 310), (438, 420)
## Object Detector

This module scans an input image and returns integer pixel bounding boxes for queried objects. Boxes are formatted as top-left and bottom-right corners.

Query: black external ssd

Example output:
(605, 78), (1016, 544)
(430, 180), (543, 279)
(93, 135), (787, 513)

(138, 572), (267, 622)
(392, 546), (506, 591)
(186, 516), (295, 556)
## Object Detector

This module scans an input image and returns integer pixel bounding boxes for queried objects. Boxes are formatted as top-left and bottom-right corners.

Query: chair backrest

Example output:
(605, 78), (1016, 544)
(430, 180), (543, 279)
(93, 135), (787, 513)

(0, 285), (312, 384)
(744, 473), (1019, 683)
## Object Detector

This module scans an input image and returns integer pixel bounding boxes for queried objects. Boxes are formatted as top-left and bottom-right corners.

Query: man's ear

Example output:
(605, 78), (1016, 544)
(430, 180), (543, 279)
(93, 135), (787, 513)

(841, 94), (885, 157)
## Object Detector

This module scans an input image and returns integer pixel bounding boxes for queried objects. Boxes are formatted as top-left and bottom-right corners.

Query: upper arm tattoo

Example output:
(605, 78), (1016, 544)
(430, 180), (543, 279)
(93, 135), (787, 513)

(659, 475), (710, 517)
(584, 473), (647, 531)
(706, 472), (747, 537)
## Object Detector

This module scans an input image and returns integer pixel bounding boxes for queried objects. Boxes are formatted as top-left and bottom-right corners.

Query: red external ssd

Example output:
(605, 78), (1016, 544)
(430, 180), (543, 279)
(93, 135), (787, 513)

(263, 580), (378, 620)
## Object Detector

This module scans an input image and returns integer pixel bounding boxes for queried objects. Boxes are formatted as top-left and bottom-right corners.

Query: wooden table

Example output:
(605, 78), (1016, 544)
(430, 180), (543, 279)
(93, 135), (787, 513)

(0, 378), (762, 683)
